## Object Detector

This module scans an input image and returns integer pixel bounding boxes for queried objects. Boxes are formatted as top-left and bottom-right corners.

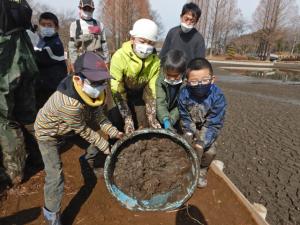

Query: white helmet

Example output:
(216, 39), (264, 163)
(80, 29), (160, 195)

(129, 18), (158, 42)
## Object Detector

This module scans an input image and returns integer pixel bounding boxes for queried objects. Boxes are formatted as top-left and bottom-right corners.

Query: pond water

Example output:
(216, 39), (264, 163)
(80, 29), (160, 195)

(219, 67), (300, 83)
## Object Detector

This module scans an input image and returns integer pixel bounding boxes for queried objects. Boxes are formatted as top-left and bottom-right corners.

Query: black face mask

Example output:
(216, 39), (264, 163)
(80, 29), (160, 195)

(188, 83), (212, 98)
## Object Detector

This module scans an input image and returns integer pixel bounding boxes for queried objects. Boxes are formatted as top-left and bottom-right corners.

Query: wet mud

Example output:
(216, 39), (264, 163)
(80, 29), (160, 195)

(113, 137), (191, 200)
(0, 146), (258, 225)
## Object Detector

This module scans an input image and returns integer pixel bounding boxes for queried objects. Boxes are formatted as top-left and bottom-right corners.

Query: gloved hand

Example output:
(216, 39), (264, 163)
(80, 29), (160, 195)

(102, 146), (111, 155)
(183, 132), (194, 145)
(163, 118), (176, 132)
(124, 116), (135, 134)
(116, 131), (124, 139)
(163, 118), (171, 129)
(148, 115), (161, 129)
(145, 99), (161, 129)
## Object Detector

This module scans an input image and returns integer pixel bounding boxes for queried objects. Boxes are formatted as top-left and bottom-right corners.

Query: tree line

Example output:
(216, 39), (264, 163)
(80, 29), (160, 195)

(28, 0), (300, 60)
(192, 0), (300, 60)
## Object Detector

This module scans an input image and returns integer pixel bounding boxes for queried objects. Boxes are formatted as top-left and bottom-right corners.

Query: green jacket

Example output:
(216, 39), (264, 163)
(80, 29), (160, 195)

(110, 41), (160, 105)
(156, 74), (182, 125)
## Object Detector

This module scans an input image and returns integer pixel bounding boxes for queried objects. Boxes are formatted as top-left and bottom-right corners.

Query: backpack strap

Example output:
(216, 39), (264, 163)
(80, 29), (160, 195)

(75, 19), (82, 39)
(91, 18), (97, 26)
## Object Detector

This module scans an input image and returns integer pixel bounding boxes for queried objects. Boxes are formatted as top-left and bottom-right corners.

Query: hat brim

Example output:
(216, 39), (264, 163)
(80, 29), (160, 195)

(81, 69), (111, 81)
(80, 4), (95, 8)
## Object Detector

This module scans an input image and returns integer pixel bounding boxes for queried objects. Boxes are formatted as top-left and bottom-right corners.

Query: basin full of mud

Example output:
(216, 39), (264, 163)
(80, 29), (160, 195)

(104, 129), (199, 211)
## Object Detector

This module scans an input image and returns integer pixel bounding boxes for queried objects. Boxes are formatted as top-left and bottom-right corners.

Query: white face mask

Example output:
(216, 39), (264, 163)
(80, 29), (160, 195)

(164, 78), (183, 86)
(82, 79), (106, 99)
(40, 26), (56, 38)
(134, 43), (154, 59)
(81, 10), (93, 20)
(181, 23), (194, 33)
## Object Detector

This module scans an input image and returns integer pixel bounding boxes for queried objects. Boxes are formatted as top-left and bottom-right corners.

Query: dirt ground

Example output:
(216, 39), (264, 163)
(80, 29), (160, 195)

(215, 67), (300, 225)
(113, 137), (191, 200)
(0, 146), (260, 225)
(1, 66), (299, 225)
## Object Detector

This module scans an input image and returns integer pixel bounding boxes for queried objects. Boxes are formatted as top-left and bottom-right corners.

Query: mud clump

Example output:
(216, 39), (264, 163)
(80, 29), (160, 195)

(113, 137), (192, 200)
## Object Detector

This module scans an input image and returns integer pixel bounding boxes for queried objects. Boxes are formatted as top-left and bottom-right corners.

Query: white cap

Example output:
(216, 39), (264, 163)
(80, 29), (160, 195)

(129, 18), (158, 42)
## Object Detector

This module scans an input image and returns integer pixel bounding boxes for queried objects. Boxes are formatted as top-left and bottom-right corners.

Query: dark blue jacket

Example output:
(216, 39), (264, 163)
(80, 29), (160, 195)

(178, 84), (227, 149)
(35, 33), (67, 91)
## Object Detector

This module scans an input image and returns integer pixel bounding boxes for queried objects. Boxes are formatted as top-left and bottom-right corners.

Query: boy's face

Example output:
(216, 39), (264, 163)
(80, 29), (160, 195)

(39, 19), (57, 31)
(131, 37), (155, 47)
(187, 68), (215, 86)
(165, 70), (182, 81)
(181, 12), (197, 26)
(80, 6), (94, 13)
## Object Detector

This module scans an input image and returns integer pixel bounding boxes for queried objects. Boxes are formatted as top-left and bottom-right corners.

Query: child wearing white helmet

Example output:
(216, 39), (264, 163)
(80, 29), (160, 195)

(109, 18), (161, 134)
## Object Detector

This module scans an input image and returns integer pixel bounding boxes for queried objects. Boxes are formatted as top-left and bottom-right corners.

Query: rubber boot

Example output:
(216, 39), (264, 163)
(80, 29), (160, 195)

(43, 207), (62, 225)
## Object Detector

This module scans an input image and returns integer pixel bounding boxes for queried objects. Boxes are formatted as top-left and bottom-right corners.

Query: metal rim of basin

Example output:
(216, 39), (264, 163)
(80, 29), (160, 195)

(104, 128), (200, 211)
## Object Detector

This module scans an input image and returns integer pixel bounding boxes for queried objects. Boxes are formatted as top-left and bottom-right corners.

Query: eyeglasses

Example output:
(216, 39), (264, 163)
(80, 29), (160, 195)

(187, 78), (212, 86)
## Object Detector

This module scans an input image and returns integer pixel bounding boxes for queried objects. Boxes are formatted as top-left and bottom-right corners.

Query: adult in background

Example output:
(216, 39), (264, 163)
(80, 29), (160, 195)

(68, 0), (110, 71)
(159, 2), (205, 64)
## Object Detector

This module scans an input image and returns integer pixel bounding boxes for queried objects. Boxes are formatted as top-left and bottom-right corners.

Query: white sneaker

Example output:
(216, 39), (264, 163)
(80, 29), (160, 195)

(197, 168), (208, 188)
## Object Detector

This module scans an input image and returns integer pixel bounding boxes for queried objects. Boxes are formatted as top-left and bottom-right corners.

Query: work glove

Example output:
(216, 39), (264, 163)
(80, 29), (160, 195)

(163, 118), (171, 129)
(124, 116), (135, 134)
(102, 146), (111, 155)
(163, 118), (176, 132)
(147, 114), (161, 129)
(116, 131), (124, 139)
(183, 132), (194, 145)
(145, 99), (161, 129)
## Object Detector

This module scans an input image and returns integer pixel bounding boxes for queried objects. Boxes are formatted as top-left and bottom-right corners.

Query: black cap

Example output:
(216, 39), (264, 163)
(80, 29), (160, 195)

(74, 52), (110, 81)
(79, 0), (95, 8)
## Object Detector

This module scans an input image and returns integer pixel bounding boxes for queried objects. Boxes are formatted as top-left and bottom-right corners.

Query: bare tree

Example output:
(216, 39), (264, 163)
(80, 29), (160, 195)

(191, 0), (242, 56)
(99, 0), (157, 52)
(253, 0), (298, 60)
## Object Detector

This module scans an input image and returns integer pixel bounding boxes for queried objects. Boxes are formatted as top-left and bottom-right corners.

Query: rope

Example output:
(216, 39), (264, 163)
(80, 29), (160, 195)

(166, 204), (204, 225)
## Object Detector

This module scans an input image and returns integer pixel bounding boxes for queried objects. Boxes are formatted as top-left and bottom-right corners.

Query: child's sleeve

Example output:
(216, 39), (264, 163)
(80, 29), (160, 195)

(178, 90), (197, 134)
(59, 104), (109, 151)
(201, 93), (227, 149)
(156, 75), (170, 124)
(99, 22), (110, 64)
(35, 39), (65, 66)
(98, 114), (120, 138)
(68, 21), (78, 64)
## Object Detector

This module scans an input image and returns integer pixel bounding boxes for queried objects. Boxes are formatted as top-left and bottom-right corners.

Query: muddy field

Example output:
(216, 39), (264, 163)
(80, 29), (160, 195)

(0, 146), (259, 225)
(0, 65), (300, 225)
(113, 137), (191, 200)
(215, 66), (300, 225)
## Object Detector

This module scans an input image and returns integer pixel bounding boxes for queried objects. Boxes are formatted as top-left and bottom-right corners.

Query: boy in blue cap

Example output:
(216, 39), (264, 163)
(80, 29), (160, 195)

(34, 52), (123, 225)
(178, 58), (226, 188)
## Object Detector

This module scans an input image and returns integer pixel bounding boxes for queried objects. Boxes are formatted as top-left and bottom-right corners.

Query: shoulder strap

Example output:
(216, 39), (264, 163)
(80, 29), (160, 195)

(91, 18), (97, 26)
(75, 19), (82, 39)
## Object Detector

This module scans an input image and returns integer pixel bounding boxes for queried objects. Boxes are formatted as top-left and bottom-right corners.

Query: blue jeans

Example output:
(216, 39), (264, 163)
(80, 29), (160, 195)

(38, 140), (99, 212)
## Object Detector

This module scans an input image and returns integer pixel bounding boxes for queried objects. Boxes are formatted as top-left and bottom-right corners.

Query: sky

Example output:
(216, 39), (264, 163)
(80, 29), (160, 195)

(36, 0), (300, 36)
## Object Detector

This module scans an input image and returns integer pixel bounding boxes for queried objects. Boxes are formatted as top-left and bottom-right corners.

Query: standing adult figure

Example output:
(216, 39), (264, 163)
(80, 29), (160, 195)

(159, 2), (205, 65)
(68, 0), (110, 71)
